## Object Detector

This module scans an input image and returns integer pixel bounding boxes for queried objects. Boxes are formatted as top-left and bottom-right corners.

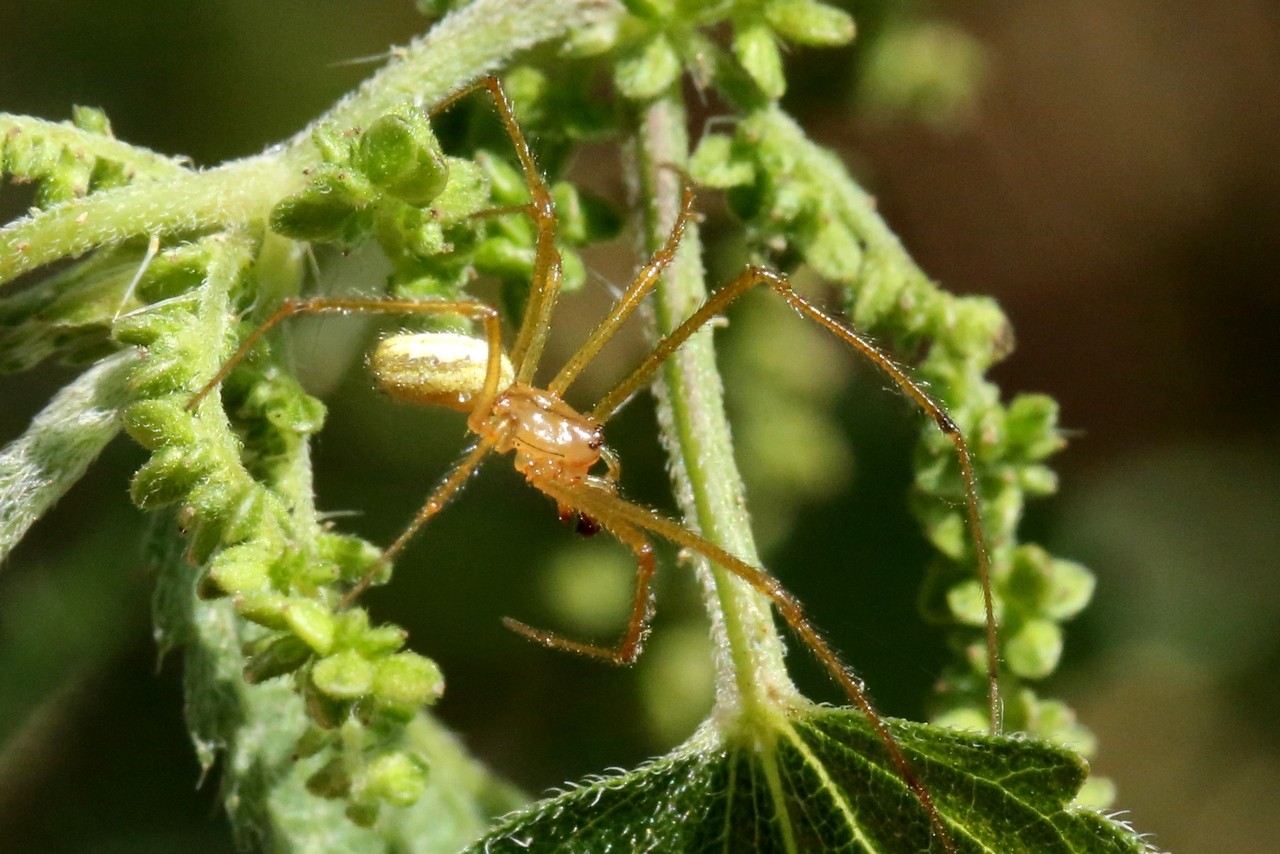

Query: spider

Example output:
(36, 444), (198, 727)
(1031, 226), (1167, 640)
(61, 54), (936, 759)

(190, 76), (999, 853)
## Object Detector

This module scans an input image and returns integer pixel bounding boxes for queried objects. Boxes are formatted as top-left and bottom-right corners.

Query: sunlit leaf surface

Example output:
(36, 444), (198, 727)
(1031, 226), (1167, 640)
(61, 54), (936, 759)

(472, 707), (1149, 853)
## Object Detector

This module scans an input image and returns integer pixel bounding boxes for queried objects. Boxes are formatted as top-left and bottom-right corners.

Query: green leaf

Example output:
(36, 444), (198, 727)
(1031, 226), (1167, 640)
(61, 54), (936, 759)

(0, 350), (137, 561)
(472, 707), (1148, 852)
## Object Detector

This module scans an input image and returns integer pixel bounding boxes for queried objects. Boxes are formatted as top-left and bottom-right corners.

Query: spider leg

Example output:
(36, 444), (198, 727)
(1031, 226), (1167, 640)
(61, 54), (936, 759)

(591, 264), (1003, 733)
(503, 490), (656, 665)
(454, 75), (559, 382)
(533, 477), (956, 854)
(547, 182), (697, 396)
(340, 432), (502, 607)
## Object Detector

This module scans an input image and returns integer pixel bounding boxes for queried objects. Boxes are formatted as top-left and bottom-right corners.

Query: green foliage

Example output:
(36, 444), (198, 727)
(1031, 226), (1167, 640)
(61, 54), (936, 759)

(0, 0), (1151, 851)
(475, 706), (1144, 853)
(688, 104), (1090, 749)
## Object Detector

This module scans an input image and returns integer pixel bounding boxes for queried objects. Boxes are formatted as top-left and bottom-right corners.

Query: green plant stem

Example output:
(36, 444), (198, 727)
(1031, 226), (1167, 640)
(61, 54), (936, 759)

(630, 92), (796, 719)
(0, 0), (613, 291)
(0, 159), (294, 288)
(0, 114), (188, 180)
(286, 0), (617, 162)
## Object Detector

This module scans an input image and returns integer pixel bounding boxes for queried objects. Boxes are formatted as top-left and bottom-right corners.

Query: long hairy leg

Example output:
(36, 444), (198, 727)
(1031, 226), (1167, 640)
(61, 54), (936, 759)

(546, 182), (697, 396)
(535, 478), (957, 854)
(502, 495), (657, 665)
(339, 433), (502, 607)
(591, 264), (1002, 734)
(459, 76), (561, 382)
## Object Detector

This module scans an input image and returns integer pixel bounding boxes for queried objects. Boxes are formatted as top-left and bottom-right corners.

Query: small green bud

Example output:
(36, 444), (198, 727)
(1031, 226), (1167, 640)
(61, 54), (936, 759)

(270, 168), (374, 244)
(502, 67), (549, 124)
(1004, 394), (1064, 461)
(136, 255), (206, 303)
(920, 505), (967, 561)
(372, 652), (444, 718)
(207, 542), (275, 595)
(353, 624), (409, 658)
(1006, 618), (1063, 679)
(126, 349), (197, 397)
(478, 150), (528, 207)
(311, 123), (354, 164)
(285, 598), (336, 655)
(765, 0), (855, 47)
(614, 33), (682, 102)
(360, 751), (428, 808)
(1017, 464), (1058, 496)
(218, 484), (271, 546)
(943, 296), (1012, 367)
(112, 304), (189, 346)
(1074, 776), (1118, 811)
(234, 590), (291, 630)
(561, 12), (620, 57)
(315, 534), (382, 585)
(121, 397), (196, 450)
(1033, 698), (1097, 756)
(689, 134), (755, 189)
(1005, 544), (1049, 606)
(849, 253), (907, 329)
(733, 21), (786, 100)
(405, 217), (447, 259)
(946, 578), (1002, 628)
(357, 110), (449, 205)
(802, 217), (864, 283)
(473, 236), (535, 280)
(3, 129), (41, 179)
(770, 180), (809, 224)
(312, 650), (375, 699)
(37, 153), (93, 204)
(264, 389), (327, 436)
(183, 470), (248, 531)
(71, 105), (113, 135)
(243, 633), (312, 683)
(432, 157), (489, 220)
(130, 445), (212, 510)
(297, 555), (344, 593)
(1042, 556), (1096, 622)
(552, 182), (588, 245)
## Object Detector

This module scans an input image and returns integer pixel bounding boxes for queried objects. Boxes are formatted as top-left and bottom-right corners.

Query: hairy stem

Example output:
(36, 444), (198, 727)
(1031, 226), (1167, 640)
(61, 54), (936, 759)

(0, 0), (612, 291)
(285, 0), (618, 164)
(630, 92), (796, 717)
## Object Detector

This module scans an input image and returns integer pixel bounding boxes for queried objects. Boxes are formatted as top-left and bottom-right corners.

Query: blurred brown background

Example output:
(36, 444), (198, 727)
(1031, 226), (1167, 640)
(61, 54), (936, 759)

(2, 2), (1278, 851)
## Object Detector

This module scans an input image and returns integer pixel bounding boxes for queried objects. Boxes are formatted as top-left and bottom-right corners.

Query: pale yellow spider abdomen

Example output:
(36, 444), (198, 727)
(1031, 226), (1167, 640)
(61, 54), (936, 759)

(370, 331), (515, 411)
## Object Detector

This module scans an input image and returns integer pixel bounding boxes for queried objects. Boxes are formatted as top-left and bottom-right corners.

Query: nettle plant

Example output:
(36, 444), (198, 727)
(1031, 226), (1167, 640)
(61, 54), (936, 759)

(1, 1), (1153, 851)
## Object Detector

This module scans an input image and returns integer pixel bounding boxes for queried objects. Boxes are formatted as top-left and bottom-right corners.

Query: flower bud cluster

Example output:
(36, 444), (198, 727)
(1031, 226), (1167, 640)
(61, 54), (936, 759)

(690, 106), (1100, 762)
(107, 234), (445, 824)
